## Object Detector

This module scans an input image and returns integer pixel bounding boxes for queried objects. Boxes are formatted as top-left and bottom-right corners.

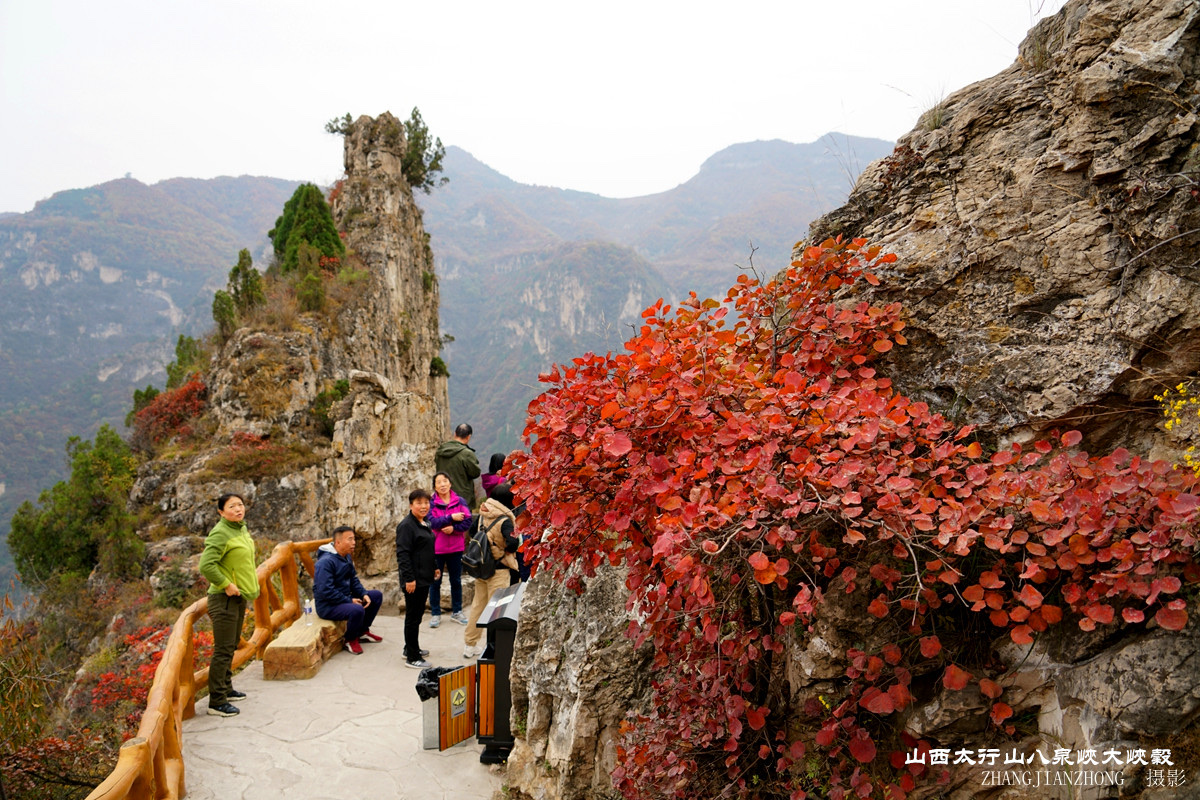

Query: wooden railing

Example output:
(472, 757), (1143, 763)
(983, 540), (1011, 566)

(85, 538), (330, 800)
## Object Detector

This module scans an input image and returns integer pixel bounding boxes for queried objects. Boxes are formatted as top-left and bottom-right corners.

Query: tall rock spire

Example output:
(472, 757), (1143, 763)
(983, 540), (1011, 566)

(134, 112), (449, 595)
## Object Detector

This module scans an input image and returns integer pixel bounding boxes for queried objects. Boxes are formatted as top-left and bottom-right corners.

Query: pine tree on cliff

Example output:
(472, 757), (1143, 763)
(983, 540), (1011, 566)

(296, 242), (325, 312)
(268, 183), (344, 273)
(227, 248), (265, 312)
(401, 107), (448, 195)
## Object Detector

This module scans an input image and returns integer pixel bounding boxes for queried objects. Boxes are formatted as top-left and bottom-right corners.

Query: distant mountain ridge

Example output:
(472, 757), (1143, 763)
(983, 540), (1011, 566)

(418, 134), (894, 454)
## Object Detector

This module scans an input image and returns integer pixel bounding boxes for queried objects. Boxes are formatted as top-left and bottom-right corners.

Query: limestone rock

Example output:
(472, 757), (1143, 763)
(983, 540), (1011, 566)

(505, 568), (652, 800)
(810, 0), (1200, 458)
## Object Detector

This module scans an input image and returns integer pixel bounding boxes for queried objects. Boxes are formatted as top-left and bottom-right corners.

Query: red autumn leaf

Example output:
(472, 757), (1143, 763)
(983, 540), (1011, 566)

(848, 731), (877, 763)
(1039, 604), (1063, 624)
(979, 678), (1003, 699)
(873, 339), (893, 353)
(942, 664), (970, 691)
(1086, 604), (1114, 624)
(918, 636), (942, 658)
(862, 688), (895, 715)
(888, 683), (913, 710)
(1061, 430), (1082, 447)
(868, 598), (889, 618)
(1018, 584), (1044, 609)
(881, 643), (902, 665)
(1028, 500), (1053, 522)
(1122, 607), (1145, 624)
(1009, 624), (1034, 644)
(979, 571), (1004, 589)
(701, 540), (719, 554)
(754, 565), (779, 585)
(1169, 493), (1200, 514)
(748, 551), (770, 570)
(600, 400), (620, 419)
(989, 701), (1014, 725)
(604, 432), (632, 456)
(746, 707), (767, 730)
(1155, 607), (1188, 631)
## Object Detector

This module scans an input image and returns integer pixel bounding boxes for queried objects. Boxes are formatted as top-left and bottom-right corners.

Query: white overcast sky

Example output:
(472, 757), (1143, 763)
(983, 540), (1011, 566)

(0, 0), (1066, 214)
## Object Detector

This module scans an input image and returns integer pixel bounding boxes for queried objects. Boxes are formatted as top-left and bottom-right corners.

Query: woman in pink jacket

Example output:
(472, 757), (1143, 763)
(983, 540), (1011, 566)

(427, 471), (472, 626)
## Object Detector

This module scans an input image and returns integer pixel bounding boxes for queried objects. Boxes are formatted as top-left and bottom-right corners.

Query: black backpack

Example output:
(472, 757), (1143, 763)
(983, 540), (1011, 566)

(462, 515), (500, 579)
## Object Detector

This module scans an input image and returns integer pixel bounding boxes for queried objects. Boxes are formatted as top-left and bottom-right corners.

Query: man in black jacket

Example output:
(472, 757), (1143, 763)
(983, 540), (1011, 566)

(396, 489), (440, 668)
(313, 526), (383, 655)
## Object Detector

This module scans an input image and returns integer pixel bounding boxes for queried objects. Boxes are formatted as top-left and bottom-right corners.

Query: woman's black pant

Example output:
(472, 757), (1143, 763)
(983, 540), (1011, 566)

(403, 584), (428, 661)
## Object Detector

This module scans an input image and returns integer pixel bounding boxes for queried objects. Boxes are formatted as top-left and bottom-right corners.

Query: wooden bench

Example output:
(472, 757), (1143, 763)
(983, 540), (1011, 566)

(262, 617), (346, 680)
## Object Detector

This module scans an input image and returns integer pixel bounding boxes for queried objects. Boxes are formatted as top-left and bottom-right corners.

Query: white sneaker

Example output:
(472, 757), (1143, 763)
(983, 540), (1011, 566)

(429, 615), (441, 628)
(450, 611), (469, 625)
(463, 645), (483, 659)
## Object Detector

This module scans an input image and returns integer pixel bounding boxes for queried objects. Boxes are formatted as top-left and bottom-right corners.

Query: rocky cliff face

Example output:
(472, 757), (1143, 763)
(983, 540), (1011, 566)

(134, 112), (448, 600)
(506, 568), (653, 800)
(811, 0), (1200, 461)
(505, 3), (1200, 799)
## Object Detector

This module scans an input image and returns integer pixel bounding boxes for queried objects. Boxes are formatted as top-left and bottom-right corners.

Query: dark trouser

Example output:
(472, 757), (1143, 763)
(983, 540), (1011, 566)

(207, 592), (247, 705)
(322, 590), (383, 641)
(403, 584), (428, 661)
(429, 552), (463, 614)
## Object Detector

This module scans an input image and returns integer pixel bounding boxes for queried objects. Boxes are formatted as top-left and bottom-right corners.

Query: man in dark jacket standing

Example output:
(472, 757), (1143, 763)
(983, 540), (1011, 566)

(396, 488), (440, 668)
(435, 423), (481, 510)
(313, 526), (383, 655)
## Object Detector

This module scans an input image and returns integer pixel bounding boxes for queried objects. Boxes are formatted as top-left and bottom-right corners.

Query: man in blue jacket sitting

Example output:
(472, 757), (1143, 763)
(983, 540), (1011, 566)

(314, 526), (384, 655)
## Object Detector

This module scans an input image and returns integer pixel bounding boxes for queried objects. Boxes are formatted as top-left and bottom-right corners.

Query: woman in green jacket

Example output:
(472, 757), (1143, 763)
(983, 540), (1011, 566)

(198, 493), (260, 717)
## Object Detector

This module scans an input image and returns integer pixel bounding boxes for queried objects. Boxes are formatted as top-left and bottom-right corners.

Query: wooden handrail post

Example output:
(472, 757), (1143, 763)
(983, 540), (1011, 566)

(280, 544), (300, 624)
(85, 538), (331, 800)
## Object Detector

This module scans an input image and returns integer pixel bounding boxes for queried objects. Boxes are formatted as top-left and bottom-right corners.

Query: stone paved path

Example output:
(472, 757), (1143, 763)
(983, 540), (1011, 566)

(182, 612), (503, 799)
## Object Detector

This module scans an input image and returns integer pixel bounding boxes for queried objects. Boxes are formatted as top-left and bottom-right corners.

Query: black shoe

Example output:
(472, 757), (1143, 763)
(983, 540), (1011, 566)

(207, 702), (240, 717)
(228, 689), (247, 700)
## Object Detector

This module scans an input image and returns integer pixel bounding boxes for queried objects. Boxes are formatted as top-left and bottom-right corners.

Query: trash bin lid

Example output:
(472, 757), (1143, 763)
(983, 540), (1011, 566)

(479, 582), (524, 631)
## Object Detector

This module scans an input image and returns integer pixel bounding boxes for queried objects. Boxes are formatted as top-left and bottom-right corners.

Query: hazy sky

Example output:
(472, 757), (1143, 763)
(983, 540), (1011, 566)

(1, 0), (1066, 214)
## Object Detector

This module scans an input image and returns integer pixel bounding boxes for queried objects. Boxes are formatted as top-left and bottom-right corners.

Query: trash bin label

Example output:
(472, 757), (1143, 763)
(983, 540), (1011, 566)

(438, 665), (476, 750)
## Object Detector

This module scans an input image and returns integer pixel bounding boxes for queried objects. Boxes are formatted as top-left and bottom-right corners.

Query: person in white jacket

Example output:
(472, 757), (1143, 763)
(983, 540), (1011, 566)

(462, 483), (520, 659)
